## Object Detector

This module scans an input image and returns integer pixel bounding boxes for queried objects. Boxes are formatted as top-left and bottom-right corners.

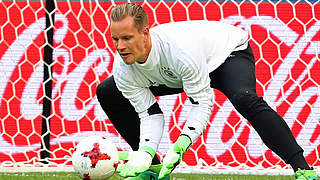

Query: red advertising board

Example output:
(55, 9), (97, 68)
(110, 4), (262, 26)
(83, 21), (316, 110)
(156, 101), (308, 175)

(0, 1), (319, 169)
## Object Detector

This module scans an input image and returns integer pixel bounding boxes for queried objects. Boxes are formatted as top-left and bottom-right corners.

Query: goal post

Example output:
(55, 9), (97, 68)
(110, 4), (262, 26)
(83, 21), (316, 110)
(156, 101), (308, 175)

(0, 0), (319, 175)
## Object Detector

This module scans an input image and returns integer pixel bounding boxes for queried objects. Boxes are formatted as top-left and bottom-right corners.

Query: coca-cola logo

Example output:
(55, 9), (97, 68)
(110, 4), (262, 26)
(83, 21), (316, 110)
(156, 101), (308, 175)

(0, 1), (319, 168)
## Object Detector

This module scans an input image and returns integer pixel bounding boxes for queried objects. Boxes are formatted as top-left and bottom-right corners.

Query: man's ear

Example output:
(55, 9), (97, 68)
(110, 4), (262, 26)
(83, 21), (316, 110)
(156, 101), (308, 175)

(143, 26), (149, 34)
(143, 26), (149, 39)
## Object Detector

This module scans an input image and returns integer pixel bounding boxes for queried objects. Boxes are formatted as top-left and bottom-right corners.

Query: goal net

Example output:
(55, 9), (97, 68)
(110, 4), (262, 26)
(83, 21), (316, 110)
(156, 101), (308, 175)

(0, 0), (319, 175)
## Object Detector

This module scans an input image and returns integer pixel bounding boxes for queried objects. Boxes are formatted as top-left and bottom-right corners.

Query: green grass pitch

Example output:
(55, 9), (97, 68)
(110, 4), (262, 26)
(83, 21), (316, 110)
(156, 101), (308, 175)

(0, 172), (295, 180)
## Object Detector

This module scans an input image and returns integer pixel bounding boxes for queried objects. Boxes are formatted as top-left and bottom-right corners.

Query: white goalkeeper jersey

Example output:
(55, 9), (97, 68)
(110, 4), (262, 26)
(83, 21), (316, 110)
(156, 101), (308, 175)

(113, 20), (248, 142)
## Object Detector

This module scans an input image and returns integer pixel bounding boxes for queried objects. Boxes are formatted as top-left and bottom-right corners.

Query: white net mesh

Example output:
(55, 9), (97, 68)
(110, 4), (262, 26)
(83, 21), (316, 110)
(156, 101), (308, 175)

(0, 0), (319, 175)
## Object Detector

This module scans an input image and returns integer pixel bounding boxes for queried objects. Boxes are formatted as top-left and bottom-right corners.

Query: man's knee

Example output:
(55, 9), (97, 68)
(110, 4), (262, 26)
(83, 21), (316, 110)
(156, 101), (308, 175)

(230, 89), (269, 119)
(96, 76), (117, 102)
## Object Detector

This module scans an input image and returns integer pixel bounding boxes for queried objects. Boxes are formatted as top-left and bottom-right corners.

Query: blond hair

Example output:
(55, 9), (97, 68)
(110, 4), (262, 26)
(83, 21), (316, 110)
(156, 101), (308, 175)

(110, 3), (148, 32)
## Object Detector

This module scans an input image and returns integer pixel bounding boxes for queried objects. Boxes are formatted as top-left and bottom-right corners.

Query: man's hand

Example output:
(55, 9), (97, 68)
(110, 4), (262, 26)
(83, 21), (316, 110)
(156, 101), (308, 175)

(116, 150), (152, 177)
(159, 135), (192, 179)
(158, 144), (182, 179)
(116, 146), (155, 177)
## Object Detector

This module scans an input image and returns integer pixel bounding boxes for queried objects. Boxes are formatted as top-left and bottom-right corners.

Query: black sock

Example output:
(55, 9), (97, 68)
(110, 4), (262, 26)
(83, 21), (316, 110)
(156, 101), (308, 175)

(289, 152), (311, 172)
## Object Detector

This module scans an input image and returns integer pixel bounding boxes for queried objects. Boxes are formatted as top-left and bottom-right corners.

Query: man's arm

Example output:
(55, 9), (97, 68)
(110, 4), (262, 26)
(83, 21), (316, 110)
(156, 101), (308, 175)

(176, 52), (214, 143)
(113, 69), (165, 177)
(159, 54), (214, 179)
(114, 74), (165, 154)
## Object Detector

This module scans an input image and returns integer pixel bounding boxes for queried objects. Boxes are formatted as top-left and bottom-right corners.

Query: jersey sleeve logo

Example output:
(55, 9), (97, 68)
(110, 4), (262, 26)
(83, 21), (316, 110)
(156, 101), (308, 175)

(160, 67), (178, 80)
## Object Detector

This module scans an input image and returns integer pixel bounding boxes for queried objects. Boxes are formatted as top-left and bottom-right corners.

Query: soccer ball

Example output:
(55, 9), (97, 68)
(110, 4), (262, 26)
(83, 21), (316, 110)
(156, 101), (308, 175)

(72, 136), (119, 180)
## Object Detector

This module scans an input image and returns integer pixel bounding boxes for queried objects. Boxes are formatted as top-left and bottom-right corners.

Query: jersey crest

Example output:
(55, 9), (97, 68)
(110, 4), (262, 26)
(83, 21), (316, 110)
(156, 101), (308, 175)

(160, 67), (178, 80)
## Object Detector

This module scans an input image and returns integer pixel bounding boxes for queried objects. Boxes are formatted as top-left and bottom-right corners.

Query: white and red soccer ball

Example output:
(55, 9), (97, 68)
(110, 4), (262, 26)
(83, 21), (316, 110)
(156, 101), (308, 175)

(72, 136), (119, 180)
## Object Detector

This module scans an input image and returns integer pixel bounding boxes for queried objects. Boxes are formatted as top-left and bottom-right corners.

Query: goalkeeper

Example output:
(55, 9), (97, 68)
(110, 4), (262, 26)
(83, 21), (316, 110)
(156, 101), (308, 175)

(96, 3), (318, 180)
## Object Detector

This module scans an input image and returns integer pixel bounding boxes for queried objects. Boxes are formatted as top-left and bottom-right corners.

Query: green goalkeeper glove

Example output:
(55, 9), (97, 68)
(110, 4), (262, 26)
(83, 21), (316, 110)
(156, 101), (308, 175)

(159, 135), (192, 179)
(118, 150), (130, 161)
(116, 146), (155, 178)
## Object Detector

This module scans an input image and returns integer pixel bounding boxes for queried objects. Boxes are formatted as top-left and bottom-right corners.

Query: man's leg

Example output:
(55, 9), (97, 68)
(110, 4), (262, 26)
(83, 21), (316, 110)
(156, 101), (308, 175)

(209, 44), (311, 172)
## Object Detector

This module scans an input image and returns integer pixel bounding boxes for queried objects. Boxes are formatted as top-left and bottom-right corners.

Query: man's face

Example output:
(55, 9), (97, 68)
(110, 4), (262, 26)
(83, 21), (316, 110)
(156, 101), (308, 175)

(110, 16), (148, 64)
